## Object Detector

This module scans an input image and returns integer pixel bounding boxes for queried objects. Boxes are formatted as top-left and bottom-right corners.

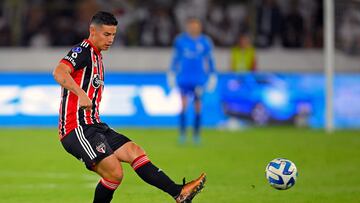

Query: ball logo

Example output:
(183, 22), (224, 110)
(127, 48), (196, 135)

(92, 74), (103, 89)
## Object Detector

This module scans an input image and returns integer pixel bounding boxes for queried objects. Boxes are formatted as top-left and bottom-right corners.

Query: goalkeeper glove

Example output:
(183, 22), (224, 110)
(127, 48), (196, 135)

(167, 71), (176, 89)
(206, 74), (217, 92)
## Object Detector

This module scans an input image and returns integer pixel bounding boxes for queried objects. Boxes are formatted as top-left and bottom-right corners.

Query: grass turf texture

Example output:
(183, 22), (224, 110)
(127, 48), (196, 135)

(0, 127), (359, 203)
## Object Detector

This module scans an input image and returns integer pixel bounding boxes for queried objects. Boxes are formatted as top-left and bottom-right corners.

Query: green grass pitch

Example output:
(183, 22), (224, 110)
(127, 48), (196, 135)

(0, 127), (359, 203)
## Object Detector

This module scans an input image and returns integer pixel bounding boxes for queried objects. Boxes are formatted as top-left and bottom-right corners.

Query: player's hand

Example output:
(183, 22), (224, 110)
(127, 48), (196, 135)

(206, 74), (217, 92)
(79, 93), (92, 111)
(167, 71), (176, 89)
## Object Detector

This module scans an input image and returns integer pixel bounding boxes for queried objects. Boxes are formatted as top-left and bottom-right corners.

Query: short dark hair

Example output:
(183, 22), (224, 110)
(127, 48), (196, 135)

(90, 11), (118, 26)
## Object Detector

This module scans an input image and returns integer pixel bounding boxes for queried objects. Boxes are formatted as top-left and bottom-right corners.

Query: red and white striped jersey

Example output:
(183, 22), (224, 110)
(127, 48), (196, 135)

(58, 39), (105, 139)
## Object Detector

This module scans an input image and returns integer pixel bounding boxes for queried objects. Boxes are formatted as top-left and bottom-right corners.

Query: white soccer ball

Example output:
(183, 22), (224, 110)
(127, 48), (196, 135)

(265, 158), (298, 190)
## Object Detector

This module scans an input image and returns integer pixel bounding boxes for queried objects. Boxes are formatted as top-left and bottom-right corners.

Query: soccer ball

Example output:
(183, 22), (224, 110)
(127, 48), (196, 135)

(265, 158), (298, 190)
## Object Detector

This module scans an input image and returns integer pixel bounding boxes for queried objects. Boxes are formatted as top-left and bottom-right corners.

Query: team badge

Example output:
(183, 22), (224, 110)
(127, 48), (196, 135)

(96, 143), (106, 153)
(196, 43), (204, 52)
(92, 74), (104, 89)
(72, 46), (82, 53)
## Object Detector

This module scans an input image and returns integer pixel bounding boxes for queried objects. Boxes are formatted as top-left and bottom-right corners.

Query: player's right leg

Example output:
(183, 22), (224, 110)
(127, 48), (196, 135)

(93, 155), (123, 203)
(179, 89), (189, 143)
(61, 125), (123, 203)
(193, 89), (202, 144)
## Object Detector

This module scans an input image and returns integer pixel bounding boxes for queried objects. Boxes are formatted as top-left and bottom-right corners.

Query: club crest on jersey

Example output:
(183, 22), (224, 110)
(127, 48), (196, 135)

(196, 43), (204, 52)
(72, 46), (82, 53)
(92, 74), (104, 89)
(96, 143), (106, 153)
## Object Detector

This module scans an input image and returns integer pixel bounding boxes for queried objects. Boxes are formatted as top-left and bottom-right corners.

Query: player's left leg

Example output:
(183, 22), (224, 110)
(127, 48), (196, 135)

(114, 141), (206, 202)
(179, 92), (188, 143)
(114, 141), (183, 198)
(193, 87), (202, 144)
(103, 126), (206, 202)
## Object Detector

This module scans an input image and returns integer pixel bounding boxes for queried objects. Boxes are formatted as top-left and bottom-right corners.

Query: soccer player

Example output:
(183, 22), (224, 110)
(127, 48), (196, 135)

(53, 11), (206, 203)
(168, 17), (217, 144)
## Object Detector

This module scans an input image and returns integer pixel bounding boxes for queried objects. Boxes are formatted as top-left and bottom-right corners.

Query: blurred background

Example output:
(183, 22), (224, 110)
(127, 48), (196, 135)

(0, 0), (359, 129)
(0, 0), (358, 50)
(1, 2), (360, 202)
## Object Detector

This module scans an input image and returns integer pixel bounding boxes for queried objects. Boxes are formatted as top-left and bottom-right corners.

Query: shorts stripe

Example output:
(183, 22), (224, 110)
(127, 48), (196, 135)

(75, 126), (97, 160)
(79, 126), (97, 159)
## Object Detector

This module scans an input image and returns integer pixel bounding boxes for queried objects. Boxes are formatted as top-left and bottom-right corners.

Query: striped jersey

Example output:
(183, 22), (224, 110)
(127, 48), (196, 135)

(58, 39), (104, 139)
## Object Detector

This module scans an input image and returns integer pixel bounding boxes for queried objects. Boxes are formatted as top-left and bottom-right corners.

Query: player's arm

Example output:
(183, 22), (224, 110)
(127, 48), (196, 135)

(205, 38), (216, 74)
(168, 38), (181, 88)
(205, 37), (217, 91)
(53, 63), (92, 111)
(169, 41), (181, 73)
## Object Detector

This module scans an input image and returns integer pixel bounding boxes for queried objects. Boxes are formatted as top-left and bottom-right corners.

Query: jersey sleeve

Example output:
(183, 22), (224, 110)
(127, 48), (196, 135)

(169, 36), (182, 72)
(204, 36), (216, 73)
(60, 46), (89, 72)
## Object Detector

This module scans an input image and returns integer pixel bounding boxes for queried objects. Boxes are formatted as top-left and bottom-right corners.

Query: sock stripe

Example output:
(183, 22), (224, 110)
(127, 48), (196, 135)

(131, 155), (150, 170)
(131, 154), (146, 165)
(100, 178), (120, 190)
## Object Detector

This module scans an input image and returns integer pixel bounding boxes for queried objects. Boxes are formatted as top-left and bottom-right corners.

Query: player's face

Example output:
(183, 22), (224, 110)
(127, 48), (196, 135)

(186, 20), (202, 37)
(90, 24), (117, 51)
(239, 36), (250, 48)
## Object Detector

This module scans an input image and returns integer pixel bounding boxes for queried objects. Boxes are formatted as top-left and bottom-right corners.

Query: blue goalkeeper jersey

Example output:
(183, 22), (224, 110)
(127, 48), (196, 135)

(170, 33), (216, 86)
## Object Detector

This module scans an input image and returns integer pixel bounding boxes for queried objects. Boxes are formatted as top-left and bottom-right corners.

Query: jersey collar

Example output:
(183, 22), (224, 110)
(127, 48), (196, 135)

(85, 39), (101, 55)
(185, 32), (201, 40)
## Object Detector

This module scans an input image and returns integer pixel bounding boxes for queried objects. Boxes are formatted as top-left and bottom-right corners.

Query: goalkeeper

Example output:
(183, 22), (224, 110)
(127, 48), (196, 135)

(168, 17), (217, 144)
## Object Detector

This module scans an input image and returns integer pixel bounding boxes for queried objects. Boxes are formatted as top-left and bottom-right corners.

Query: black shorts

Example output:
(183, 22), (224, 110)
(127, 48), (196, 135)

(61, 123), (131, 170)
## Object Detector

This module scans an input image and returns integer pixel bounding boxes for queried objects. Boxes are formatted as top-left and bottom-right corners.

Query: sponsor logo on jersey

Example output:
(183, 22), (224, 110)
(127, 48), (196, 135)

(96, 143), (106, 153)
(72, 47), (82, 53)
(64, 55), (76, 67)
(92, 74), (104, 89)
(71, 52), (78, 58)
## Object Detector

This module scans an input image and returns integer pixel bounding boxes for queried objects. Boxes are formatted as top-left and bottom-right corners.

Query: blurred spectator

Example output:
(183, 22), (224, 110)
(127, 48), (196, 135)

(297, 0), (317, 48)
(2, 0), (27, 46)
(205, 2), (249, 46)
(51, 16), (79, 46)
(205, 3), (230, 46)
(29, 27), (50, 47)
(174, 0), (208, 32)
(74, 0), (100, 42)
(255, 0), (282, 48)
(101, 0), (141, 46)
(230, 34), (256, 72)
(23, 2), (49, 47)
(140, 7), (176, 46)
(0, 19), (12, 46)
(281, 0), (304, 48)
(311, 0), (323, 48)
(0, 0), (352, 53)
(0, 2), (11, 46)
(339, 3), (360, 55)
